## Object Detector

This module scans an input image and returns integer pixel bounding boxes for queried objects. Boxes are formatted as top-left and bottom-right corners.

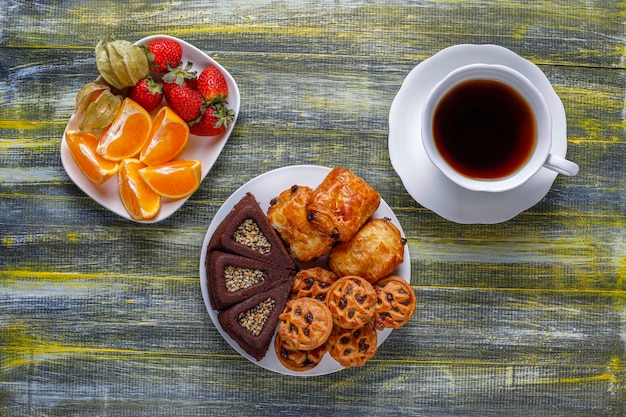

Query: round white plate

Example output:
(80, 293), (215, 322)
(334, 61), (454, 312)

(60, 35), (240, 223)
(199, 165), (411, 376)
(389, 44), (569, 224)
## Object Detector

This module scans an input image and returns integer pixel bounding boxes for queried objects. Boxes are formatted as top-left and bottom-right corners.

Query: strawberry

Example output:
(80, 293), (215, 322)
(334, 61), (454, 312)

(189, 103), (235, 136)
(146, 39), (182, 73)
(197, 66), (228, 104)
(127, 76), (163, 112)
(162, 62), (197, 99)
(167, 85), (205, 122)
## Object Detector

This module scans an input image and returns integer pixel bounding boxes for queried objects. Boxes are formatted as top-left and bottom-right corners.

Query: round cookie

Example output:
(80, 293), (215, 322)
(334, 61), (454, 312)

(373, 275), (416, 330)
(274, 333), (327, 372)
(327, 321), (378, 367)
(291, 267), (338, 302)
(326, 276), (377, 329)
(278, 297), (333, 351)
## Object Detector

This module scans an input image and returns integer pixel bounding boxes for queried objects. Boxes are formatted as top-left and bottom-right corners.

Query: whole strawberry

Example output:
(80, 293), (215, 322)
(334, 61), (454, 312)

(162, 62), (197, 99)
(128, 76), (163, 112)
(167, 85), (205, 122)
(189, 103), (235, 136)
(197, 66), (228, 104)
(146, 39), (182, 73)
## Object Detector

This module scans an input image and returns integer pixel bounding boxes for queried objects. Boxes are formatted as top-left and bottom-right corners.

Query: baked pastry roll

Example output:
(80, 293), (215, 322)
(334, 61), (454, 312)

(267, 185), (335, 262)
(373, 276), (416, 330)
(329, 217), (406, 284)
(327, 321), (378, 367)
(306, 168), (381, 242)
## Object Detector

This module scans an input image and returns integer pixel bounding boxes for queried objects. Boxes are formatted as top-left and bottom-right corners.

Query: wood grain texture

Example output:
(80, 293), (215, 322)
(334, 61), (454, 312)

(1, 0), (625, 416)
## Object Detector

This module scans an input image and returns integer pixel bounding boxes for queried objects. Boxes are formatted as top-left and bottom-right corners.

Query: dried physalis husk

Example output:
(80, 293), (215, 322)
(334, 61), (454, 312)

(95, 38), (149, 89)
(75, 82), (122, 131)
(75, 81), (109, 114)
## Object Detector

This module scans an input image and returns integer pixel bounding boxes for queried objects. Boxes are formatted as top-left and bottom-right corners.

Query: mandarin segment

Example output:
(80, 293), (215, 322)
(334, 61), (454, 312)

(65, 130), (119, 185)
(138, 159), (202, 200)
(117, 158), (161, 221)
(139, 106), (189, 166)
(97, 97), (152, 161)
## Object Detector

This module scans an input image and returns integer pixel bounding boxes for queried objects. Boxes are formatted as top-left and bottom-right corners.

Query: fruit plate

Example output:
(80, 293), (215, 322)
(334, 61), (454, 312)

(199, 165), (412, 376)
(60, 34), (240, 223)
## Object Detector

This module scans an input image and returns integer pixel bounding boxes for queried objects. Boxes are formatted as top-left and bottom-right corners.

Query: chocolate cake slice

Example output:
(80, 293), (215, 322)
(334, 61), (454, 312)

(217, 276), (293, 361)
(208, 192), (295, 270)
(207, 250), (295, 311)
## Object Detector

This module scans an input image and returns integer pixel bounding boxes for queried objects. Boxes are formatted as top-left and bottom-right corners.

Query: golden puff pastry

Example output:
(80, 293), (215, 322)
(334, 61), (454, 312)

(329, 217), (406, 284)
(268, 185), (336, 263)
(306, 168), (381, 242)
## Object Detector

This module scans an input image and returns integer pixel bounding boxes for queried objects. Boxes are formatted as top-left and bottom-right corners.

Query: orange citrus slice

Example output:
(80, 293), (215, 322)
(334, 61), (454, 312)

(65, 130), (119, 184)
(138, 159), (202, 200)
(117, 158), (161, 221)
(139, 106), (189, 166)
(98, 97), (152, 161)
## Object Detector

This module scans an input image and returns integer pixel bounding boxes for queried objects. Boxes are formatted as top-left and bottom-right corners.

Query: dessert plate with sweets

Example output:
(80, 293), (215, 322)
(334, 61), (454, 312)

(199, 165), (413, 376)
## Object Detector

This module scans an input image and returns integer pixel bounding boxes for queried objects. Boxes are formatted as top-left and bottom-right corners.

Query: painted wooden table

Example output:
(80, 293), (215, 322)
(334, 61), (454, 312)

(1, 1), (624, 416)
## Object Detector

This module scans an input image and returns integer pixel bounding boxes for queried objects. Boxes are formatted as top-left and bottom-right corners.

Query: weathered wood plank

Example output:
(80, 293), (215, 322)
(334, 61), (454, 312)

(2, 268), (624, 414)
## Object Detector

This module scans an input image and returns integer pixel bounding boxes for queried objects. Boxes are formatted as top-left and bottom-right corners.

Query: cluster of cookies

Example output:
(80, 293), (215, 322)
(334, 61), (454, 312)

(204, 167), (416, 372)
(275, 269), (415, 371)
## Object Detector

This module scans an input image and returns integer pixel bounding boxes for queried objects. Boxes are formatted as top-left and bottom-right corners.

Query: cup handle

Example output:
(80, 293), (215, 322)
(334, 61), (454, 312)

(544, 154), (579, 176)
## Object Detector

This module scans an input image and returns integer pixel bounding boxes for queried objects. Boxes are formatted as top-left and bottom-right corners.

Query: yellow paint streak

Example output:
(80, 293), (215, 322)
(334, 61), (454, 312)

(4, 270), (104, 280)
(2, 270), (195, 282)
(1, 328), (143, 369)
(0, 120), (44, 130)
(553, 373), (618, 385)
(511, 26), (528, 40)
(617, 258), (626, 293)
(145, 24), (330, 40)
(0, 324), (231, 369)
(568, 137), (625, 144)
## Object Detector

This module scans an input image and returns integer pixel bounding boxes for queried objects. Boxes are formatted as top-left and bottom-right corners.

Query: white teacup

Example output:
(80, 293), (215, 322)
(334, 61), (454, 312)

(421, 63), (578, 192)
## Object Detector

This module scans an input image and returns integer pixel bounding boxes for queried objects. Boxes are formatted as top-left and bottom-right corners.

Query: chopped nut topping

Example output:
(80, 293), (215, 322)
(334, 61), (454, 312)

(224, 265), (265, 292)
(232, 219), (272, 254)
(237, 298), (276, 336)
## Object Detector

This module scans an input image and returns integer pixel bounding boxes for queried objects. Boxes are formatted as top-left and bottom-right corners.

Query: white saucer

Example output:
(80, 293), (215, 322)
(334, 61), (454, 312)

(388, 44), (568, 224)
